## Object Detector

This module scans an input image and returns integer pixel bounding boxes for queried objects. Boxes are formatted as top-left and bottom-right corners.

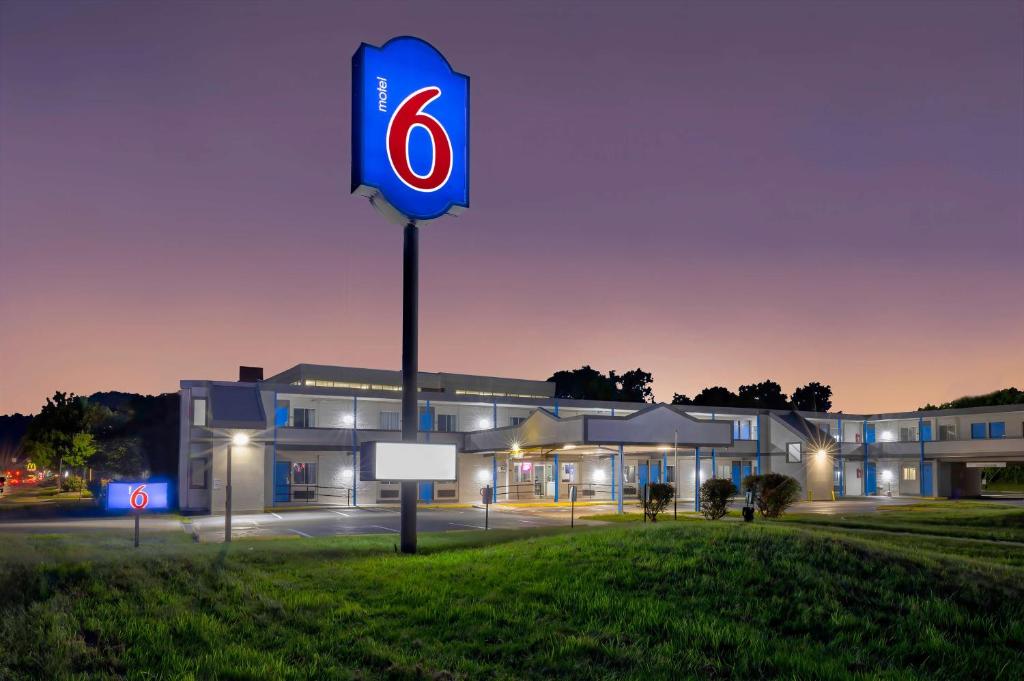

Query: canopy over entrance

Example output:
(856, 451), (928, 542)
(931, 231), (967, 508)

(462, 403), (733, 453)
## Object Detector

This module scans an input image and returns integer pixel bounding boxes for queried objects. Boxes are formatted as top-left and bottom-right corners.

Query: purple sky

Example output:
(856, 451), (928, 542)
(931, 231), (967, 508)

(1, 0), (1022, 414)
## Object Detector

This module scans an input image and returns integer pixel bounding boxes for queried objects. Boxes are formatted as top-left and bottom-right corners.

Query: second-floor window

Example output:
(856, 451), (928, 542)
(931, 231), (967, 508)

(436, 414), (457, 432)
(510, 416), (527, 426)
(899, 426), (917, 442)
(990, 422), (1006, 438)
(293, 408), (316, 428)
(971, 423), (986, 439)
(786, 443), (802, 463)
(939, 424), (957, 441)
(192, 398), (207, 426)
(380, 411), (400, 430)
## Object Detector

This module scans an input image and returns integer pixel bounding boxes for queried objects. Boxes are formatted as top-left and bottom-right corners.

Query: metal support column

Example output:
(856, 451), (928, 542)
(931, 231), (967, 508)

(553, 453), (560, 502)
(694, 446), (701, 512)
(352, 396), (359, 506)
(755, 414), (761, 473)
(710, 412), (716, 478)
(616, 444), (624, 514)
(400, 222), (419, 554)
(492, 454), (498, 501)
(918, 415), (929, 496)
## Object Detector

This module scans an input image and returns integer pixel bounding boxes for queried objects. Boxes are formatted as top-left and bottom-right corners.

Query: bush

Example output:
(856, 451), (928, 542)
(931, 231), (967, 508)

(699, 478), (737, 520)
(742, 473), (801, 518)
(59, 475), (86, 493)
(642, 482), (674, 522)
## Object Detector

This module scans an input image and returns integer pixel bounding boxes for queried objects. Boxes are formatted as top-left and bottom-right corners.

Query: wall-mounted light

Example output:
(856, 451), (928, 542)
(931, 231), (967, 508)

(477, 418), (491, 430)
(475, 468), (491, 483)
(593, 468), (606, 481)
(342, 414), (355, 427)
(881, 431), (894, 442)
(881, 470), (894, 483)
(231, 432), (250, 447)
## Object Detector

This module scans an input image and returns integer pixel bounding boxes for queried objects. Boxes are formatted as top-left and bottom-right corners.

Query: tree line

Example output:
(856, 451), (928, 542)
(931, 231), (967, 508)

(547, 366), (834, 411)
(15, 391), (179, 482)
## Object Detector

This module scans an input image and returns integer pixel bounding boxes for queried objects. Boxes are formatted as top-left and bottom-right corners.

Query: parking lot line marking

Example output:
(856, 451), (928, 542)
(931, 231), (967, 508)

(448, 522), (485, 530)
(288, 529), (312, 537)
(368, 524), (399, 533)
(332, 511), (351, 517)
(271, 513), (283, 519)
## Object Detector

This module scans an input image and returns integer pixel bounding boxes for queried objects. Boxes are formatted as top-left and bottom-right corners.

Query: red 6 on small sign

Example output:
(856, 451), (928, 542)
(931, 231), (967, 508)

(129, 484), (150, 510)
(386, 87), (453, 193)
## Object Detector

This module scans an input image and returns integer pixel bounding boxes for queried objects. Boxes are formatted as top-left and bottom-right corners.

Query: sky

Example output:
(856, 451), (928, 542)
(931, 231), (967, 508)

(1, 0), (1022, 415)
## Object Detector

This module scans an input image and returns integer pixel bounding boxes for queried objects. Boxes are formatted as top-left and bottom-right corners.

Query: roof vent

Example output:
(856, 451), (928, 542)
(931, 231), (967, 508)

(239, 366), (264, 382)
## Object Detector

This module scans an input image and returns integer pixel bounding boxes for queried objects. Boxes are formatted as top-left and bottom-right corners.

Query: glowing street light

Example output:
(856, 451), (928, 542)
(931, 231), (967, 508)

(226, 432), (251, 542)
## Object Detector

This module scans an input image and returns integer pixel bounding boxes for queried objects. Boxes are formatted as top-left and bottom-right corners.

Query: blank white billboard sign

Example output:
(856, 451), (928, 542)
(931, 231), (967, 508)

(365, 442), (457, 481)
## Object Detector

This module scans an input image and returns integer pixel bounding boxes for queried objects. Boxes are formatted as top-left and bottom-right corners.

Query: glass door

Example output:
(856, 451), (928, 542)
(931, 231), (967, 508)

(533, 464), (546, 496)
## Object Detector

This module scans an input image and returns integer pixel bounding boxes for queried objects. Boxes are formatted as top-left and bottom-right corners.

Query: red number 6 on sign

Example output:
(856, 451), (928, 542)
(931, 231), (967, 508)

(386, 87), (453, 192)
(129, 484), (149, 510)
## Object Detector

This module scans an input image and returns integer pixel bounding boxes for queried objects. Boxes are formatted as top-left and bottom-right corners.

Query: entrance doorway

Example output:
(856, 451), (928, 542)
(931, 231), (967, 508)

(533, 464), (554, 497)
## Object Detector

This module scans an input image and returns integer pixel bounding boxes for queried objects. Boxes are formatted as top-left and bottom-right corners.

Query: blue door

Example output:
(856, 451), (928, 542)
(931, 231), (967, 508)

(650, 462), (661, 484)
(274, 461), (290, 503)
(731, 462), (742, 489)
(742, 463), (752, 480)
(418, 481), (433, 501)
(638, 463), (649, 494)
(866, 463), (877, 495)
(920, 463), (932, 497)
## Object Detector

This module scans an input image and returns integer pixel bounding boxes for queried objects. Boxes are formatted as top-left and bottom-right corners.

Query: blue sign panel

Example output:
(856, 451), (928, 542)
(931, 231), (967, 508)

(352, 36), (469, 222)
(107, 481), (169, 511)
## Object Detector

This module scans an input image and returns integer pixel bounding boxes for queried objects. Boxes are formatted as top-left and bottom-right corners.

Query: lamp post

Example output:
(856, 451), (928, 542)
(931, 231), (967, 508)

(226, 432), (249, 543)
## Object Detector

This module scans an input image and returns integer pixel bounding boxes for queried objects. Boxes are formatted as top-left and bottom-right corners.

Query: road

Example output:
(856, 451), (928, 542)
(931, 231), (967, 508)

(1, 496), (1020, 541)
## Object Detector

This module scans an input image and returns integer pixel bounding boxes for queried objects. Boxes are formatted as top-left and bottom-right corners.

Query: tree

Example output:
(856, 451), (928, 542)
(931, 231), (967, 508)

(791, 382), (833, 412)
(547, 366), (618, 401)
(738, 380), (790, 410)
(615, 368), (654, 403)
(642, 482), (674, 521)
(21, 392), (93, 471)
(919, 387), (1024, 411)
(692, 386), (742, 408)
(671, 393), (692, 405)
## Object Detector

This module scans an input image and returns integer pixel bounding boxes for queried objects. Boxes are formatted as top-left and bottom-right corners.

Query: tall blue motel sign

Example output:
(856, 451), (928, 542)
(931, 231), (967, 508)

(352, 36), (469, 223)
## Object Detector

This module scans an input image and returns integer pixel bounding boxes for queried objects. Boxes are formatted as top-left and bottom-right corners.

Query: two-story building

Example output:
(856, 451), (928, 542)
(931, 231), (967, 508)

(178, 364), (1024, 513)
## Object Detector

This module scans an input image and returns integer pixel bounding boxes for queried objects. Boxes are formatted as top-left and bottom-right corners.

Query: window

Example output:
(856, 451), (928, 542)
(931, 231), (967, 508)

(623, 465), (637, 484)
(970, 422), (986, 439)
(380, 411), (400, 430)
(739, 420), (752, 440)
(902, 466), (917, 481)
(188, 458), (208, 489)
(717, 463), (731, 479)
(192, 398), (207, 426)
(666, 465), (675, 483)
(512, 462), (532, 483)
(939, 424), (957, 441)
(899, 426), (917, 442)
(274, 401), (289, 427)
(436, 414), (457, 432)
(989, 422), (1006, 439)
(293, 408), (316, 429)
(561, 463), (576, 483)
(786, 443), (802, 463)
(510, 416), (527, 426)
(291, 462), (317, 485)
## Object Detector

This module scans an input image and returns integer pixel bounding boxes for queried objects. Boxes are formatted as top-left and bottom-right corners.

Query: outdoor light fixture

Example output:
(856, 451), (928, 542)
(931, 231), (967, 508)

(342, 414), (355, 427)
(475, 468), (490, 483)
(231, 432), (250, 447)
(881, 431), (894, 442)
(816, 449), (827, 460)
(510, 441), (521, 454)
(593, 468), (606, 481)
(477, 418), (491, 430)
(342, 468), (353, 479)
(881, 470), (894, 483)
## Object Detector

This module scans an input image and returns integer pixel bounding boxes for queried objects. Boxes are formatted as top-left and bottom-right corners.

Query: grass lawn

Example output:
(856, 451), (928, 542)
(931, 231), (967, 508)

(779, 501), (1024, 543)
(1, 509), (1023, 680)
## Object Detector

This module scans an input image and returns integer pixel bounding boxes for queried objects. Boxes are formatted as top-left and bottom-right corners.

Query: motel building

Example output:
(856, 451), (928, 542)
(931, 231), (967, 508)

(178, 364), (1024, 514)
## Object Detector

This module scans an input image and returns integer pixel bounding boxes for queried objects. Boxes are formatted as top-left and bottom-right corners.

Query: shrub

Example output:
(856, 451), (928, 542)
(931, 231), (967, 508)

(699, 478), (737, 520)
(59, 475), (86, 492)
(742, 473), (801, 518)
(642, 482), (674, 522)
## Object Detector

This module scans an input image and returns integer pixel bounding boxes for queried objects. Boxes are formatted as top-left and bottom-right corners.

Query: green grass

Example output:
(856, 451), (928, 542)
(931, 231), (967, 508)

(1, 512), (1023, 680)
(780, 501), (1024, 543)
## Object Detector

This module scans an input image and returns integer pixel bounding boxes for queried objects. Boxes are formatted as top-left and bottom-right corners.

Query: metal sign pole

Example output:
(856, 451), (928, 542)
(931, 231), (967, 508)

(134, 512), (140, 548)
(225, 444), (232, 543)
(400, 222), (419, 554)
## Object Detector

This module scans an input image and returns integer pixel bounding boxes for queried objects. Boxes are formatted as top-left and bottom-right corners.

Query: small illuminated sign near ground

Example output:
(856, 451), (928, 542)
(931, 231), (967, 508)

(107, 482), (170, 511)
